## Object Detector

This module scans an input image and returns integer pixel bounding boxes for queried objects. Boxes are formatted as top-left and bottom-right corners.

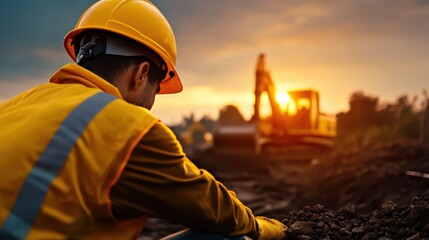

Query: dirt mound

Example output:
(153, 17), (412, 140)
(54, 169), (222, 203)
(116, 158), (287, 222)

(288, 141), (429, 212)
(282, 197), (429, 240)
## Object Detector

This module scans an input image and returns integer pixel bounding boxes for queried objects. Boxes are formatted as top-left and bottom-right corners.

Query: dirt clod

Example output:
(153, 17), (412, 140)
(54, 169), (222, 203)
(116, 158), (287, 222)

(281, 197), (429, 240)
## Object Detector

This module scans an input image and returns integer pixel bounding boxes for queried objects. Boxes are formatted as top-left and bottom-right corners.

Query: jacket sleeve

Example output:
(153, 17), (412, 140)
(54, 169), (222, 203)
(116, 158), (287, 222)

(110, 121), (258, 238)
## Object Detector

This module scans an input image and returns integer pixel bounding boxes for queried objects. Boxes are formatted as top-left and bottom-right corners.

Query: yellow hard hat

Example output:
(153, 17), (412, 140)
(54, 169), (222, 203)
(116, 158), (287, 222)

(64, 0), (182, 94)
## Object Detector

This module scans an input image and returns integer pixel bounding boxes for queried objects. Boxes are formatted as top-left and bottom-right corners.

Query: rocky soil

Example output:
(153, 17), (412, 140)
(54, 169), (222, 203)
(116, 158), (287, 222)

(283, 197), (429, 240)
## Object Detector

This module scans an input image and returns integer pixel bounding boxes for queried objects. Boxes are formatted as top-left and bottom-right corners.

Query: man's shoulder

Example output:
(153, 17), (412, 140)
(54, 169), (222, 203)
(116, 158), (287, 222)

(90, 93), (163, 144)
(138, 120), (184, 157)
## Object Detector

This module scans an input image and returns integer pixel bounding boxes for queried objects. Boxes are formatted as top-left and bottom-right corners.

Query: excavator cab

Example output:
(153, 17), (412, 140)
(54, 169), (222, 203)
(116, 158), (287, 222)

(286, 91), (314, 130)
(284, 90), (336, 139)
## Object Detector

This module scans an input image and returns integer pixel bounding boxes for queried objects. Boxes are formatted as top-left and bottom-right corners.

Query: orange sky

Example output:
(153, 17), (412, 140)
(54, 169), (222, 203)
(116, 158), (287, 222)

(1, 1), (428, 124)
(151, 0), (429, 123)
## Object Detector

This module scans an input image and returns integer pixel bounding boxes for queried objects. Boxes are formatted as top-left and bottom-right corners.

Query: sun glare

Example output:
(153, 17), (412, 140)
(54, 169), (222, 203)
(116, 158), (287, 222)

(276, 92), (291, 110)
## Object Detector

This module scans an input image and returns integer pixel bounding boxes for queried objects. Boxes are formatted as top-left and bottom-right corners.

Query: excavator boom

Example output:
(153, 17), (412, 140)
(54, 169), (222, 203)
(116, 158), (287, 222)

(253, 54), (284, 134)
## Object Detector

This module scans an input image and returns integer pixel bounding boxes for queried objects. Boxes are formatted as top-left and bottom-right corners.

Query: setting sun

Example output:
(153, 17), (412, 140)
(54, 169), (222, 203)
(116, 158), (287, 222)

(276, 92), (291, 110)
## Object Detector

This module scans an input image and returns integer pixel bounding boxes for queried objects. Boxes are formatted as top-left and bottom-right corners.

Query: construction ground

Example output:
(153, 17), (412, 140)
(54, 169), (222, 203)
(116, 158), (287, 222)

(140, 140), (429, 240)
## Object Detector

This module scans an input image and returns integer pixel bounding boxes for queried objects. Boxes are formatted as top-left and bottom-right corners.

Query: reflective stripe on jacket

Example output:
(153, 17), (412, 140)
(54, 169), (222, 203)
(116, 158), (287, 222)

(0, 63), (158, 239)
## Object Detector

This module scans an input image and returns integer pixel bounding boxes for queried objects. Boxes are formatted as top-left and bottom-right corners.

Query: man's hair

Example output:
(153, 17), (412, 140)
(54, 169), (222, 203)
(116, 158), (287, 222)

(72, 30), (166, 86)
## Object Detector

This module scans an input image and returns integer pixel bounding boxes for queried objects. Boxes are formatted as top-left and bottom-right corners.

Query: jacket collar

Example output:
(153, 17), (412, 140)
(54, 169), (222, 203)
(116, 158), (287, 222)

(49, 63), (123, 99)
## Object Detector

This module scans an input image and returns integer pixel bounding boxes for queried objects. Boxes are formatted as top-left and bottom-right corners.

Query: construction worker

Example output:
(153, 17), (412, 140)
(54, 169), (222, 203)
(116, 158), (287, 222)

(0, 0), (287, 239)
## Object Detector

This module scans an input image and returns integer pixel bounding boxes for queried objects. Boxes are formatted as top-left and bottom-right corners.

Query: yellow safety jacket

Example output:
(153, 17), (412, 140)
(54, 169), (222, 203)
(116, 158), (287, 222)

(0, 64), (158, 239)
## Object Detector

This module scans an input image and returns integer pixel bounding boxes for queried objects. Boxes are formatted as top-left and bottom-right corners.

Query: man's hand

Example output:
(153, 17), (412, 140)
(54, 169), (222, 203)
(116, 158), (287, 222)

(255, 216), (287, 240)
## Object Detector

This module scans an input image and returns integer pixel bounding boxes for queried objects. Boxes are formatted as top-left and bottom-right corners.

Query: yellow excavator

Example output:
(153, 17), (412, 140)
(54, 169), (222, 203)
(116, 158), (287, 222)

(213, 54), (336, 161)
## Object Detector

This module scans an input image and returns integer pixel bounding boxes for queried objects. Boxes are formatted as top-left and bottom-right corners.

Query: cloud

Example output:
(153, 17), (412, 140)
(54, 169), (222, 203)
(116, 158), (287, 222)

(168, 0), (429, 65)
(33, 48), (70, 64)
(0, 46), (70, 82)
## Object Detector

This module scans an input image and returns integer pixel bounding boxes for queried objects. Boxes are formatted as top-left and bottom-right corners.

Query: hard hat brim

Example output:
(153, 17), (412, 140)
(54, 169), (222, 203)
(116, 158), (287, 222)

(158, 72), (182, 94)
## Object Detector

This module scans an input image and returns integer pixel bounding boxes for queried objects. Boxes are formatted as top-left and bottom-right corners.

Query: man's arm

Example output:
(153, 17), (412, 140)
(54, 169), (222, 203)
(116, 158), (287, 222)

(110, 121), (259, 238)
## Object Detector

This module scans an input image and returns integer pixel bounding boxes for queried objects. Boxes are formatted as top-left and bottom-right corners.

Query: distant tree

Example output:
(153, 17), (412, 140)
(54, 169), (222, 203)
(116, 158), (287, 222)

(421, 90), (429, 142)
(200, 115), (216, 132)
(336, 91), (428, 147)
(218, 105), (246, 124)
(337, 91), (380, 136)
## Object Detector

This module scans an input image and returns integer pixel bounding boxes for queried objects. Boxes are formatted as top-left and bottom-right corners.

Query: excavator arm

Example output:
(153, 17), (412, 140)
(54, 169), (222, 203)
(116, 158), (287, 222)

(253, 54), (286, 134)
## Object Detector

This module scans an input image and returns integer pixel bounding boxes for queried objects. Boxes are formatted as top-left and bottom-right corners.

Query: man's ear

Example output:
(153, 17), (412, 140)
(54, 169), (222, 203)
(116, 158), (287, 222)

(132, 61), (150, 89)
